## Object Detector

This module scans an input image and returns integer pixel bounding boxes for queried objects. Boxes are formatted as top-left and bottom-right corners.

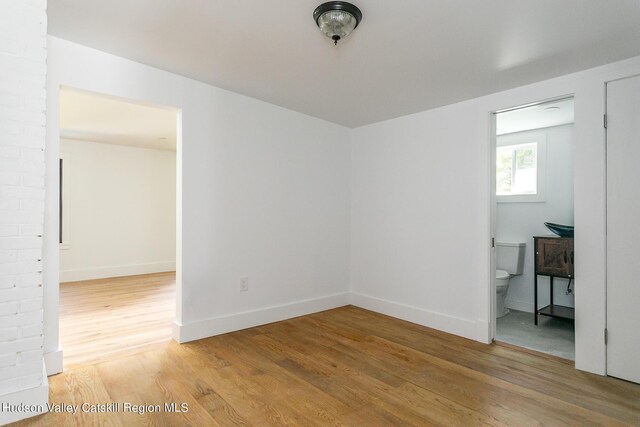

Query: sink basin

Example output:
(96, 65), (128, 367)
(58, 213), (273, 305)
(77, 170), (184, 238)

(544, 222), (574, 238)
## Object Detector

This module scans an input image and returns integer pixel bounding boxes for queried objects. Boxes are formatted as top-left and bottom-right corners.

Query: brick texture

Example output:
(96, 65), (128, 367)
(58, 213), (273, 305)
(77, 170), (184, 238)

(0, 0), (47, 397)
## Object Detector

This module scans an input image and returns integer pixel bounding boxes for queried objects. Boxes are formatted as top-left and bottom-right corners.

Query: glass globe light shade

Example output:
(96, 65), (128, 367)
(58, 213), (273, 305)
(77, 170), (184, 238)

(317, 11), (357, 43)
(314, 2), (362, 45)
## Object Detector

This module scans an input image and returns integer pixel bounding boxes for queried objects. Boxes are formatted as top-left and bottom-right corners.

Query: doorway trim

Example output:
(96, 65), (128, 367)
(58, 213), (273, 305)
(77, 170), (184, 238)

(44, 85), (183, 375)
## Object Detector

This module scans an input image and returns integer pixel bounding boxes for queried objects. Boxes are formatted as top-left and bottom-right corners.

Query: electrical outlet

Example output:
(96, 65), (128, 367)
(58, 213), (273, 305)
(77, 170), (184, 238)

(240, 277), (249, 292)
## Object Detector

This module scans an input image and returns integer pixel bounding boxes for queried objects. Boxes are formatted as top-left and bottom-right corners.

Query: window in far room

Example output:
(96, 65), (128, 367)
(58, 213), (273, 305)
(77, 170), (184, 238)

(59, 154), (70, 249)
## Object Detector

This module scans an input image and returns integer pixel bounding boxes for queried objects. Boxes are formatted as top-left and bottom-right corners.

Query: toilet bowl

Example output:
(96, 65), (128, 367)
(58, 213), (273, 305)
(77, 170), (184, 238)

(495, 241), (526, 319)
(496, 269), (510, 318)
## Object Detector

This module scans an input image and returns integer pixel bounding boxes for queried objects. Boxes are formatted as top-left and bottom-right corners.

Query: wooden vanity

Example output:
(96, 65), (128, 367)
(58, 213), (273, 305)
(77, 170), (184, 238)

(533, 235), (574, 325)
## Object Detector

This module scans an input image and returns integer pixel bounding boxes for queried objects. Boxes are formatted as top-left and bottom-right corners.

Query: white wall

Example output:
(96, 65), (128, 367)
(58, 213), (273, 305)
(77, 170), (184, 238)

(497, 124), (575, 312)
(0, 0), (49, 424)
(59, 139), (176, 282)
(44, 37), (351, 364)
(350, 100), (491, 341)
(351, 54), (640, 375)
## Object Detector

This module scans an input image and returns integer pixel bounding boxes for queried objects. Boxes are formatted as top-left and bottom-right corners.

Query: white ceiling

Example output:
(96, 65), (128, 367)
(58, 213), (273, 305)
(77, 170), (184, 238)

(496, 98), (574, 135)
(60, 87), (177, 151)
(48, 1), (640, 128)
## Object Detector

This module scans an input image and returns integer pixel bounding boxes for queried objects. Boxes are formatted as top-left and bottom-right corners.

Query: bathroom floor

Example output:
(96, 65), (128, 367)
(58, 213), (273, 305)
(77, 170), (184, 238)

(496, 309), (575, 360)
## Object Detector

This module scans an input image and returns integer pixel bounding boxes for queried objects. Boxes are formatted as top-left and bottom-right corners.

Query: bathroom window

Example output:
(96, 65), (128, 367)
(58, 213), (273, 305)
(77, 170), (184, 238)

(496, 132), (546, 203)
(497, 143), (537, 195)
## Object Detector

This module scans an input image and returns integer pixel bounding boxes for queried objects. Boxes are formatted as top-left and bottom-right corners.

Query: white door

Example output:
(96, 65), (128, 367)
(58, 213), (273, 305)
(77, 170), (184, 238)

(606, 75), (640, 384)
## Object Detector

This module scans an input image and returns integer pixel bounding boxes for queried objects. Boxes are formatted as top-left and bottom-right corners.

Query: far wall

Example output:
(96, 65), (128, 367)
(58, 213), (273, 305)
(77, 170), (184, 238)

(59, 139), (176, 282)
(496, 124), (575, 313)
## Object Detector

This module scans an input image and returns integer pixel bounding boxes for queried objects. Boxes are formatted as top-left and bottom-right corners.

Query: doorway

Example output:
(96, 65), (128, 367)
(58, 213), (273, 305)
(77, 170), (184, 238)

(58, 87), (179, 368)
(491, 97), (576, 360)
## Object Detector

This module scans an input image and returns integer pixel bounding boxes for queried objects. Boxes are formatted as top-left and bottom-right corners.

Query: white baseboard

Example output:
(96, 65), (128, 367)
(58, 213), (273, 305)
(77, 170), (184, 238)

(505, 298), (534, 313)
(60, 261), (176, 282)
(173, 292), (350, 343)
(350, 292), (490, 343)
(44, 348), (63, 376)
(0, 362), (48, 426)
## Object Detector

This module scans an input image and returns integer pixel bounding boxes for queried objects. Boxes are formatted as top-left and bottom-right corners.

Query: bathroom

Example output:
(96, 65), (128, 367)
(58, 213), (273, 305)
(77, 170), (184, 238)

(494, 98), (575, 360)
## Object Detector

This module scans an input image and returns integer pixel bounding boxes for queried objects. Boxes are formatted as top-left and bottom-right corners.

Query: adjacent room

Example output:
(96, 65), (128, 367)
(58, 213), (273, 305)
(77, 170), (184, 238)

(494, 98), (575, 360)
(2, 1), (640, 425)
(58, 88), (178, 368)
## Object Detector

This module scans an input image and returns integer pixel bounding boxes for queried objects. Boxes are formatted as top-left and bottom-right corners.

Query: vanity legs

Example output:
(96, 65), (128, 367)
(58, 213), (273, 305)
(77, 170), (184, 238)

(534, 274), (538, 325)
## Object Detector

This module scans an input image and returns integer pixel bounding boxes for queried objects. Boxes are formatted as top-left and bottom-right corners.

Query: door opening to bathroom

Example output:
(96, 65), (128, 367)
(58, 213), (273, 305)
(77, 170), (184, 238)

(491, 97), (575, 361)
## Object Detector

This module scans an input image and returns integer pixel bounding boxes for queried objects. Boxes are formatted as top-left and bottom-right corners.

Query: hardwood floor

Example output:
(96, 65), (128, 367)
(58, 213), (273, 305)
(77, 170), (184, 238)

(16, 305), (640, 425)
(59, 272), (175, 368)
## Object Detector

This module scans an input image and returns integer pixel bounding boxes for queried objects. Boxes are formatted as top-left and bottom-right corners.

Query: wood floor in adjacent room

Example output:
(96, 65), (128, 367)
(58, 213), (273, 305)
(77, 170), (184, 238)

(18, 295), (640, 425)
(58, 272), (176, 368)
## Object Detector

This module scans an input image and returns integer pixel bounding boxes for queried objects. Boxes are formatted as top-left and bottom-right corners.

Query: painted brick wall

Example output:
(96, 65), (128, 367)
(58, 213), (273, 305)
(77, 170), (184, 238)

(0, 0), (48, 400)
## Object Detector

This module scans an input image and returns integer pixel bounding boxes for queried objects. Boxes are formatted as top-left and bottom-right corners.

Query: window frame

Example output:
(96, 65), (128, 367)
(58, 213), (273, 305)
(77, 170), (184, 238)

(496, 130), (547, 203)
(59, 152), (71, 250)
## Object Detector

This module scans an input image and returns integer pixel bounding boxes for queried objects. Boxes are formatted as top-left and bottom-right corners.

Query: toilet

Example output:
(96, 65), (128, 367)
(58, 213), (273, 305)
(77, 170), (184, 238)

(495, 241), (526, 318)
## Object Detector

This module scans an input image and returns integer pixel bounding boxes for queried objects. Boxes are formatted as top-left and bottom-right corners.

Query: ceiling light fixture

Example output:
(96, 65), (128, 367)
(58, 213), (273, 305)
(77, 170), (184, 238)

(313, 1), (362, 45)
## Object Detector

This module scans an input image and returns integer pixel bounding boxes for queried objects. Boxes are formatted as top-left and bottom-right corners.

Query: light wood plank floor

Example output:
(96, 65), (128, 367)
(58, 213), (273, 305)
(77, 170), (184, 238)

(15, 305), (640, 425)
(59, 272), (175, 368)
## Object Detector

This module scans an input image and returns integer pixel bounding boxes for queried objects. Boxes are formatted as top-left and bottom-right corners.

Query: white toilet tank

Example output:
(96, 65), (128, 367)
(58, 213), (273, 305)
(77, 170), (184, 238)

(496, 242), (526, 275)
